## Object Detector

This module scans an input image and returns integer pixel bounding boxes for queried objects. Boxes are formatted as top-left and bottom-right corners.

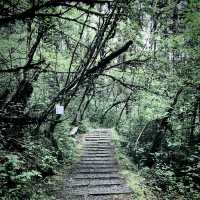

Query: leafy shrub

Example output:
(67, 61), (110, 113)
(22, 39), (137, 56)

(25, 139), (58, 175)
(54, 120), (76, 162)
(0, 153), (42, 199)
(57, 136), (76, 161)
(77, 119), (90, 134)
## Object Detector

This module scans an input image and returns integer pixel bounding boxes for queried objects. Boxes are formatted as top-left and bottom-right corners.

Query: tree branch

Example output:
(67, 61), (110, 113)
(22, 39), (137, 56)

(86, 40), (133, 75)
(0, 0), (110, 25)
(101, 73), (142, 91)
(0, 60), (45, 73)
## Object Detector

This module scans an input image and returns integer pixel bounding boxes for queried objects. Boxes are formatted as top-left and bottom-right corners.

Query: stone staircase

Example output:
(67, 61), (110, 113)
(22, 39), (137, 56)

(63, 129), (132, 200)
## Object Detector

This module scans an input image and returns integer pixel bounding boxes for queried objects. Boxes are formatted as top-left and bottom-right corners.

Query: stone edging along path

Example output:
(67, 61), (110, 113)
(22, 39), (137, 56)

(62, 129), (133, 200)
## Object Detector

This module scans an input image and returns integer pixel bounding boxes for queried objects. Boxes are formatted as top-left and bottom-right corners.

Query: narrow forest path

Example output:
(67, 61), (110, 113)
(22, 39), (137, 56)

(63, 129), (132, 200)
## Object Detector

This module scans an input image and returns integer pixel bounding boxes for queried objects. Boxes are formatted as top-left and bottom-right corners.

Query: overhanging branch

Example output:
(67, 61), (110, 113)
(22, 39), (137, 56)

(0, 60), (45, 73)
(86, 40), (133, 75)
(0, 0), (111, 25)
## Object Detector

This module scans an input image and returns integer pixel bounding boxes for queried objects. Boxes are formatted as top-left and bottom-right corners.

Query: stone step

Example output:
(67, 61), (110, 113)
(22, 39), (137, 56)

(65, 194), (132, 200)
(66, 179), (122, 187)
(82, 155), (113, 157)
(84, 144), (112, 147)
(67, 183), (123, 189)
(79, 160), (117, 165)
(80, 157), (114, 161)
(87, 134), (111, 137)
(83, 149), (113, 151)
(85, 136), (111, 138)
(66, 185), (132, 196)
(84, 144), (111, 147)
(81, 157), (113, 160)
(85, 138), (110, 140)
(83, 151), (113, 154)
(64, 195), (83, 200)
(86, 138), (111, 140)
(84, 142), (110, 145)
(74, 168), (118, 173)
(85, 141), (111, 143)
(85, 138), (111, 140)
(85, 137), (111, 139)
(73, 173), (120, 179)
(83, 150), (112, 154)
(97, 142), (111, 144)
(83, 146), (114, 149)
(83, 153), (113, 156)
(85, 141), (111, 144)
(81, 154), (112, 158)
(75, 164), (119, 169)
(87, 194), (133, 200)
(84, 147), (112, 149)
(84, 145), (111, 147)
(83, 150), (114, 153)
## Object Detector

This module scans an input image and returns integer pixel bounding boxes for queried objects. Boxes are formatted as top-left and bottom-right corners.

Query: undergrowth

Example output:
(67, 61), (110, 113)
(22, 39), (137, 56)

(0, 120), (88, 200)
(112, 128), (157, 200)
(113, 128), (200, 200)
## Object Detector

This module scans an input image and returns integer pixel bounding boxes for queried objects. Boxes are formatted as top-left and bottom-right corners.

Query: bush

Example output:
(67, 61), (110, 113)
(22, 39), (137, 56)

(54, 120), (76, 162)
(0, 153), (42, 199)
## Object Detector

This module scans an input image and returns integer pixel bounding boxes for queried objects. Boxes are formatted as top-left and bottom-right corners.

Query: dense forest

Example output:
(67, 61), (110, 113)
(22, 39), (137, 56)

(0, 0), (199, 199)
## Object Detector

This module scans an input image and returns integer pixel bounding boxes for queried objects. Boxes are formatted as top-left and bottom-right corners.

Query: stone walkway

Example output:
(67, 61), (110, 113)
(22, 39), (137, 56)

(63, 129), (132, 200)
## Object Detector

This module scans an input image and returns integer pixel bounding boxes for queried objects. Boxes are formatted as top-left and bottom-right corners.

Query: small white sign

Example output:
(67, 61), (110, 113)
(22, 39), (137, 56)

(56, 104), (64, 115)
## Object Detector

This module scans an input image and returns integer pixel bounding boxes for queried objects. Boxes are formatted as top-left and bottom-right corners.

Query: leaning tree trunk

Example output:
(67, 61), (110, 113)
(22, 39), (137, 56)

(189, 95), (199, 146)
(150, 87), (183, 153)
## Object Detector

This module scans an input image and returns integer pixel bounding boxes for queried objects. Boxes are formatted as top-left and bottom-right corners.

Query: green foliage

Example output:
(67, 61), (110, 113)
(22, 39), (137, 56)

(0, 119), (78, 199)
(143, 161), (200, 200)
(54, 121), (76, 161)
(112, 129), (157, 200)
(78, 119), (91, 133)
(0, 0), (200, 199)
(0, 153), (42, 199)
